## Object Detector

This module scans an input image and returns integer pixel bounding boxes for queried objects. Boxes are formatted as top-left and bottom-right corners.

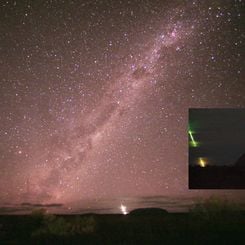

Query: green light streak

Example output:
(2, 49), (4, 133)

(188, 130), (198, 147)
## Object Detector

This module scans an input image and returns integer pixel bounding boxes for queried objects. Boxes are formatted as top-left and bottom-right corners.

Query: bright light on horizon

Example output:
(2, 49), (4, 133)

(198, 157), (208, 167)
(120, 204), (128, 215)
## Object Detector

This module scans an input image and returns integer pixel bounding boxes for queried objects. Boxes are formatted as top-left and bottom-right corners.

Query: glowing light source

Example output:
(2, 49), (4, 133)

(120, 204), (128, 215)
(198, 157), (208, 167)
(188, 130), (198, 147)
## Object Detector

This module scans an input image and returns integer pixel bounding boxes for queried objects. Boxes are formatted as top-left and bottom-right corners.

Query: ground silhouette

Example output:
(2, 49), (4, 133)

(189, 153), (245, 189)
(0, 203), (244, 244)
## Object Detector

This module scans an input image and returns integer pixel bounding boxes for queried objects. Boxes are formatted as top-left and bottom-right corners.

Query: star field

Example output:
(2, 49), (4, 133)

(0, 0), (244, 207)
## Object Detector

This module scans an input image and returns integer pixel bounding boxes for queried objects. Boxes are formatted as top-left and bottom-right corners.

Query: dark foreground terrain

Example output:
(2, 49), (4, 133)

(189, 153), (245, 189)
(0, 204), (245, 244)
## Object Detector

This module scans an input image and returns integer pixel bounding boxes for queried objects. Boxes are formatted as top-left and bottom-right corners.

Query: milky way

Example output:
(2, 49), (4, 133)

(0, 0), (244, 207)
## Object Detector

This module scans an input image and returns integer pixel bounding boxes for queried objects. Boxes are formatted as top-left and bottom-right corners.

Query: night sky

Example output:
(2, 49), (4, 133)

(189, 109), (245, 166)
(0, 0), (244, 209)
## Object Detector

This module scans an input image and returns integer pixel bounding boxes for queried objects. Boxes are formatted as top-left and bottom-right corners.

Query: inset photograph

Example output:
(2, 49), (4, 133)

(189, 108), (245, 189)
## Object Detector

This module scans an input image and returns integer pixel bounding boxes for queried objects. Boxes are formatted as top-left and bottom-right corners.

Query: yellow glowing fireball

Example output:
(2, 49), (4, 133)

(198, 157), (208, 167)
